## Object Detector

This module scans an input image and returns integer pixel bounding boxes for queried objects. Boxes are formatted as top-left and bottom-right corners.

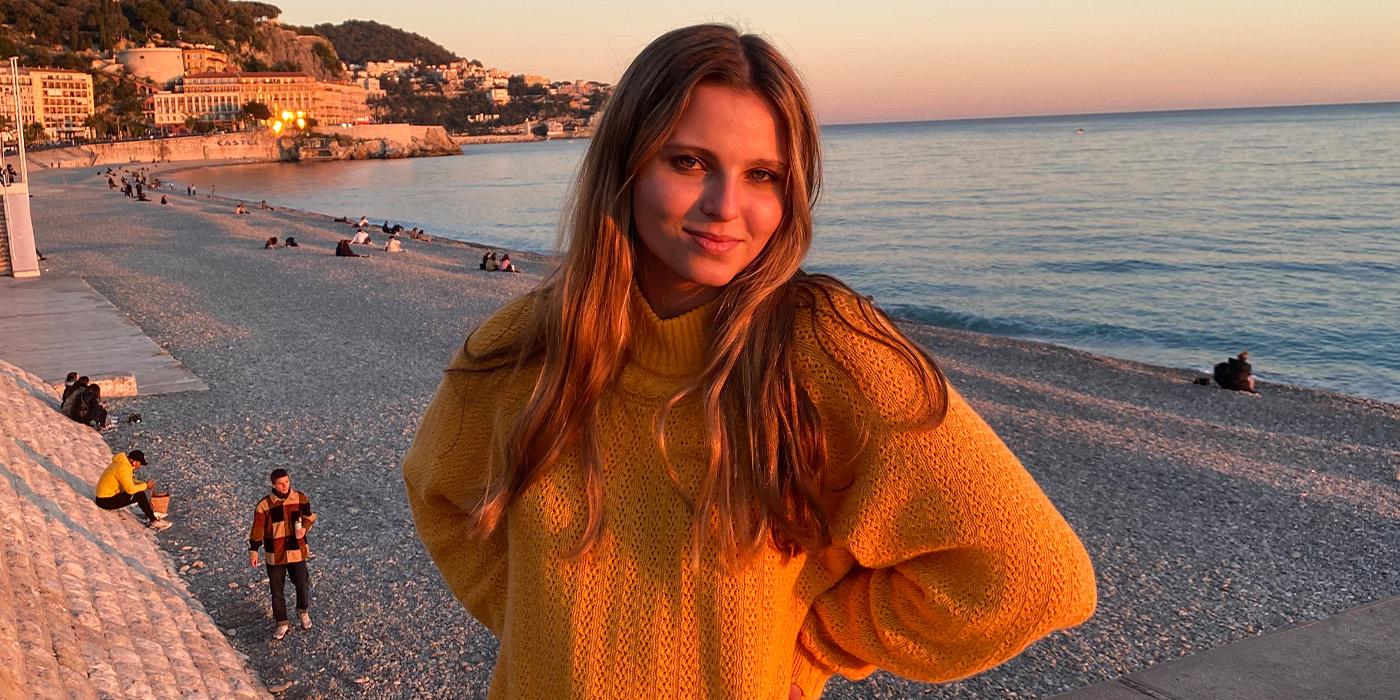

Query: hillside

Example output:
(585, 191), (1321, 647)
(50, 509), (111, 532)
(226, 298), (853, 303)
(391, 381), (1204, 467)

(301, 19), (459, 65)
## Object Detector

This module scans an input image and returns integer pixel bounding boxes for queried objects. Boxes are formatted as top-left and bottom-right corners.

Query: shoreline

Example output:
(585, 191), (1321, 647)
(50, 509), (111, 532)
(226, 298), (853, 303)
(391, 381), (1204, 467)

(103, 159), (1398, 410)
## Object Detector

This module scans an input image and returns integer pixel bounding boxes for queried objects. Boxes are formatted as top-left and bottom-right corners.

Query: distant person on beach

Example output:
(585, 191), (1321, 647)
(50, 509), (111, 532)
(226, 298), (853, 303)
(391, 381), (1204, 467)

(284, 237), (299, 247)
(357, 216), (369, 228)
(351, 229), (373, 245)
(160, 195), (169, 205)
(61, 372), (80, 402)
(260, 200), (272, 210)
(108, 176), (116, 189)
(94, 450), (170, 531)
(480, 251), (497, 270)
(1214, 350), (1258, 393)
(402, 24), (1096, 700)
(384, 236), (403, 253)
(381, 220), (394, 234)
(235, 201), (249, 215)
(497, 254), (520, 272)
(264, 237), (280, 249)
(335, 239), (363, 257)
(249, 468), (317, 640)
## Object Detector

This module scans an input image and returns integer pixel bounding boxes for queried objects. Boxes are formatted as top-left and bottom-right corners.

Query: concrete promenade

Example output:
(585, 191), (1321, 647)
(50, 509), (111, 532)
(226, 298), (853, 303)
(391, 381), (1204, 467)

(0, 276), (206, 395)
(1057, 595), (1400, 699)
(0, 358), (264, 698)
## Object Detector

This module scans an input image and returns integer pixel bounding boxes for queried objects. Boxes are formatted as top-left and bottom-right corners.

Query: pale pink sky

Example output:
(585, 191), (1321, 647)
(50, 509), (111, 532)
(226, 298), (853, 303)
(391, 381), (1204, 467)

(280, 1), (1400, 124)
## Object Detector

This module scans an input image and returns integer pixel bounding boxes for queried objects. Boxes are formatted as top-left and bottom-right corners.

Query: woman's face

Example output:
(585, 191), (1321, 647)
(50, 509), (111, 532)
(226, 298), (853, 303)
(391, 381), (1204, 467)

(631, 84), (788, 317)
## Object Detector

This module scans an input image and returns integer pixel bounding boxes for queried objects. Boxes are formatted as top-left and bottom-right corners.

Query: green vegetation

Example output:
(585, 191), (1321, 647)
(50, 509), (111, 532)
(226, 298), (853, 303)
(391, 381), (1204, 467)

(242, 101), (272, 121)
(0, 0), (281, 56)
(300, 20), (458, 66)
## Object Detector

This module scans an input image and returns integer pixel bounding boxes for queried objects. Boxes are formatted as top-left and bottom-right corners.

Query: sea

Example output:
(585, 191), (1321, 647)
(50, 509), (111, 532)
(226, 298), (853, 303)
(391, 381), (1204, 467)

(173, 102), (1400, 404)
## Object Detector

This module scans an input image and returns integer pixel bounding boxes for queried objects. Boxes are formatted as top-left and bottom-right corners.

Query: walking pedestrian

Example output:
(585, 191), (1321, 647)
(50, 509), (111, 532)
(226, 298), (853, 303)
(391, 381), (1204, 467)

(248, 468), (318, 640)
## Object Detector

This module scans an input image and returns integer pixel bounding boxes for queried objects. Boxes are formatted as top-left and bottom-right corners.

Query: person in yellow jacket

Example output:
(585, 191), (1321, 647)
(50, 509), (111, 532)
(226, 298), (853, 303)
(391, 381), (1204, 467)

(95, 450), (170, 531)
(403, 24), (1097, 699)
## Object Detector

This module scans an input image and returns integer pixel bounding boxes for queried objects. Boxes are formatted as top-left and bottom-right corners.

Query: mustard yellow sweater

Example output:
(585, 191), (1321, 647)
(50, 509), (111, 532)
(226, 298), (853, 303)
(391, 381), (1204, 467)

(402, 288), (1096, 699)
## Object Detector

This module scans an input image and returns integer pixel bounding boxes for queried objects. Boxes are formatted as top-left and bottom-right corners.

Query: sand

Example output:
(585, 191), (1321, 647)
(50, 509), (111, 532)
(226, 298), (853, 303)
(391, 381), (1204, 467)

(18, 164), (1400, 699)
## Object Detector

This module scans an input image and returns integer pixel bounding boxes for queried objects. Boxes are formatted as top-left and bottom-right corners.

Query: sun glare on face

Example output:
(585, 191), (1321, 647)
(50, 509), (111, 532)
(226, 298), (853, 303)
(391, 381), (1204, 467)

(631, 84), (789, 318)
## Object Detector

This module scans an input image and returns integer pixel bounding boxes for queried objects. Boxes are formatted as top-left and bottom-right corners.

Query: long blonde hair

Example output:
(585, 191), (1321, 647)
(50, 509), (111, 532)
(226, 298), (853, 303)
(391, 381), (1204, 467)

(465, 24), (947, 561)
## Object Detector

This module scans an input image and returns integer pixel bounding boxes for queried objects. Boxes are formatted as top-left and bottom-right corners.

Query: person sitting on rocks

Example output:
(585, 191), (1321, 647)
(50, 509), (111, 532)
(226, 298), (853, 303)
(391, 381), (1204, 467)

(357, 216), (369, 228)
(61, 372), (80, 402)
(498, 254), (521, 273)
(160, 195), (169, 205)
(1213, 350), (1258, 394)
(235, 201), (249, 215)
(384, 236), (403, 253)
(480, 251), (496, 270)
(351, 229), (373, 245)
(68, 382), (110, 429)
(260, 200), (273, 210)
(381, 220), (394, 234)
(284, 237), (299, 248)
(264, 236), (280, 249)
(61, 375), (89, 414)
(94, 450), (170, 531)
(335, 239), (364, 257)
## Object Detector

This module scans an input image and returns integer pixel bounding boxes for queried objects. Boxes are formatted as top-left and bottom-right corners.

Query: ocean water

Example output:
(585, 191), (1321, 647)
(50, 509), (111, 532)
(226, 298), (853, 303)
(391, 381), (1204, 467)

(174, 102), (1400, 403)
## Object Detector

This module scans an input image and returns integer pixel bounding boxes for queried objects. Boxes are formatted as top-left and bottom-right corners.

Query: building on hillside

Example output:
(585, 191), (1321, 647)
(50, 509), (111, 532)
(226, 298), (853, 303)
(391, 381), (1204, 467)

(151, 72), (371, 128)
(116, 46), (186, 87)
(0, 66), (95, 140)
(488, 86), (510, 105)
(182, 47), (229, 75)
(365, 60), (415, 79)
(522, 74), (549, 87)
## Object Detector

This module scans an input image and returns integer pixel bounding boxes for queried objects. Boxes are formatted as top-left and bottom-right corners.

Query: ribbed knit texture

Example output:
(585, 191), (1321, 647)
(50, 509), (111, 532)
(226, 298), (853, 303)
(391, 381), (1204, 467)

(403, 288), (1097, 699)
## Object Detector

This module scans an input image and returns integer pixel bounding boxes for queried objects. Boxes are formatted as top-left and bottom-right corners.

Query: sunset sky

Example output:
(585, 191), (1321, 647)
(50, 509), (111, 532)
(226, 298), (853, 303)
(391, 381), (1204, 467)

(278, 1), (1400, 125)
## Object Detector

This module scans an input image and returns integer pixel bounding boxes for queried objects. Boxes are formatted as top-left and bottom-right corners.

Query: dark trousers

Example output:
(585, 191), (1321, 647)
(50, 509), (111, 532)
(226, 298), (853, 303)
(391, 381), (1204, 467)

(266, 562), (310, 622)
(95, 491), (156, 522)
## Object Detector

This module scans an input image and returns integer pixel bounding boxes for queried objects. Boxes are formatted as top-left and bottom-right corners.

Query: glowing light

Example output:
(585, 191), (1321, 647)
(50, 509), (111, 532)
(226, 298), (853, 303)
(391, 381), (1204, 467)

(281, 111), (293, 121)
(296, 118), (306, 129)
(272, 121), (284, 134)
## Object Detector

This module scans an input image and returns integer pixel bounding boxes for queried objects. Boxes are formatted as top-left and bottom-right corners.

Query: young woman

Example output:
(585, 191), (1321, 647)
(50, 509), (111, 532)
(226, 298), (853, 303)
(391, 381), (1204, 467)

(404, 24), (1096, 699)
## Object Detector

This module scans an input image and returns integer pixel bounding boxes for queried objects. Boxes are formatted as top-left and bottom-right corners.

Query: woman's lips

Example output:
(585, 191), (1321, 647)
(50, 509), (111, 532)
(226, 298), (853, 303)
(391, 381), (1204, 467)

(685, 228), (741, 253)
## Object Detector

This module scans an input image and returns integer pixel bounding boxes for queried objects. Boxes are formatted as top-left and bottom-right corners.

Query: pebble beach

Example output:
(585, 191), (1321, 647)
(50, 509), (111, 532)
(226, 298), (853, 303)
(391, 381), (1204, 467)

(23, 164), (1400, 698)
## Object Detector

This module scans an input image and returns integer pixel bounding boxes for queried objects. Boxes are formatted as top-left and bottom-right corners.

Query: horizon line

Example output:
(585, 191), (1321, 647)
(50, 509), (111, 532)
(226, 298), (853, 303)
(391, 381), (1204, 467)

(825, 98), (1400, 128)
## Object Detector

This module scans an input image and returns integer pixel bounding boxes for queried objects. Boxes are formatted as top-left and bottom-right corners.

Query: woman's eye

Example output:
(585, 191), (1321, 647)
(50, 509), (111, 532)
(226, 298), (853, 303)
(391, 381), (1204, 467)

(672, 155), (702, 170)
(748, 169), (778, 183)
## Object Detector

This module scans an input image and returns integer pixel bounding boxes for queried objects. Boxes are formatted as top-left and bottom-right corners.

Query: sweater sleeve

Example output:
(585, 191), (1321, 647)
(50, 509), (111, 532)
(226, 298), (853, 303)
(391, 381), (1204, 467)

(402, 343), (519, 637)
(248, 501), (267, 552)
(792, 289), (1097, 686)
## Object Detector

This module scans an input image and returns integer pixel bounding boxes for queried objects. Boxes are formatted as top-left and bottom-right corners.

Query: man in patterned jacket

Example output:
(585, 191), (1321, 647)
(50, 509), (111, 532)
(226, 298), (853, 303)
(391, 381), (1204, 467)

(249, 468), (318, 640)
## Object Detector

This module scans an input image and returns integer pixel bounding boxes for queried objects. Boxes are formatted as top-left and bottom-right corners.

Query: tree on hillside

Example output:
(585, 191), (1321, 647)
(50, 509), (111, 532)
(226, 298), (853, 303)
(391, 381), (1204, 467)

(242, 101), (272, 122)
(303, 19), (458, 65)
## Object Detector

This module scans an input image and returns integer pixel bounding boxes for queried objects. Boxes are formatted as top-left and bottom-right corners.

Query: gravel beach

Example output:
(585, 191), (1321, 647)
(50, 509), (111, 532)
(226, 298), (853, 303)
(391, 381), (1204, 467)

(22, 165), (1400, 698)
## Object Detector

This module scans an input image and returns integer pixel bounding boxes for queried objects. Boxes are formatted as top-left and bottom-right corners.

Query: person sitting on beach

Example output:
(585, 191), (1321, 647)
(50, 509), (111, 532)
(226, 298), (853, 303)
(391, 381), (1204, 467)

(1213, 351), (1258, 394)
(94, 450), (170, 531)
(384, 236), (403, 253)
(480, 252), (495, 270)
(285, 237), (299, 248)
(260, 200), (273, 210)
(61, 372), (80, 402)
(160, 195), (169, 205)
(381, 220), (394, 234)
(334, 216), (351, 224)
(351, 229), (373, 245)
(108, 177), (116, 189)
(357, 216), (369, 228)
(235, 202), (249, 215)
(68, 382), (110, 430)
(61, 375), (89, 415)
(265, 237), (280, 249)
(335, 240), (364, 257)
(497, 254), (520, 273)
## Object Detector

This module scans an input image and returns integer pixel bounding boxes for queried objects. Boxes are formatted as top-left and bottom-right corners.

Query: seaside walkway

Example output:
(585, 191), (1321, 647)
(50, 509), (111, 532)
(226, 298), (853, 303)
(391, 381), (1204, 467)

(0, 276), (206, 395)
(0, 358), (265, 698)
(1055, 594), (1400, 699)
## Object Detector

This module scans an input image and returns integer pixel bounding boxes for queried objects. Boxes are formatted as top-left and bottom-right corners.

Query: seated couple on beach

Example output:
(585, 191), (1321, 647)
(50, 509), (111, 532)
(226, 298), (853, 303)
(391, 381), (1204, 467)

(1213, 351), (1259, 394)
(264, 237), (299, 249)
(336, 240), (365, 257)
(479, 251), (521, 272)
(351, 230), (374, 245)
(61, 373), (110, 430)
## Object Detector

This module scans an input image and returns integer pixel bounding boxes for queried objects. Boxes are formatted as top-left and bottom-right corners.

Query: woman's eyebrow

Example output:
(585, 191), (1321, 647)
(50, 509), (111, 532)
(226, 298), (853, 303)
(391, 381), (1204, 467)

(661, 143), (787, 170)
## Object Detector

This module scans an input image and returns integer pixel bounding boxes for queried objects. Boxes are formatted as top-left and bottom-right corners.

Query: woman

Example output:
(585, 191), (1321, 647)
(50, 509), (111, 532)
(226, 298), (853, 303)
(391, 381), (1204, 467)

(403, 24), (1095, 699)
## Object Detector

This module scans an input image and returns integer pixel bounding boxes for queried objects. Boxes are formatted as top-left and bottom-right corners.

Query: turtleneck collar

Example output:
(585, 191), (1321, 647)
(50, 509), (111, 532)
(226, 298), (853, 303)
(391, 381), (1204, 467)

(628, 287), (719, 377)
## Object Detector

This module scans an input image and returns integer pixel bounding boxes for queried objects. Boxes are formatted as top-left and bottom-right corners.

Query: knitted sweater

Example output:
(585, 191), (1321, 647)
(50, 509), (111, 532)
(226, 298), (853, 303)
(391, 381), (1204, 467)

(402, 288), (1096, 699)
